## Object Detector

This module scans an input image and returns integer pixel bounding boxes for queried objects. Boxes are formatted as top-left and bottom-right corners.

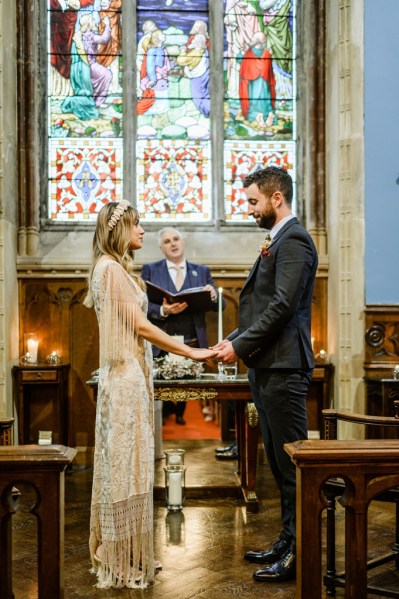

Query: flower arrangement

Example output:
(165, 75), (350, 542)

(153, 355), (204, 380)
(260, 234), (273, 257)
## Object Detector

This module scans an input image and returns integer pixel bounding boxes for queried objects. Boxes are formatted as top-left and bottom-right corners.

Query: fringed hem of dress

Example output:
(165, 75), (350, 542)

(89, 493), (154, 588)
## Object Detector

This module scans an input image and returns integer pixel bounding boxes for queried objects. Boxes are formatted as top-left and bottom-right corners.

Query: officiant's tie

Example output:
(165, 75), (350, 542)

(172, 265), (185, 291)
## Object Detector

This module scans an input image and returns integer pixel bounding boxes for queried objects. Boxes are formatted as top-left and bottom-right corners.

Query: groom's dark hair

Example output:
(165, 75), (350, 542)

(243, 166), (293, 206)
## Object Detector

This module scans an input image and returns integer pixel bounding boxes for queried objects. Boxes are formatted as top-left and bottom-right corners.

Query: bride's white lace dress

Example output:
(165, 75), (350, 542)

(89, 257), (154, 588)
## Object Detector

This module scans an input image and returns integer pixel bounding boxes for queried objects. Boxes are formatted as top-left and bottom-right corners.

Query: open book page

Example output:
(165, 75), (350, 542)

(145, 281), (214, 313)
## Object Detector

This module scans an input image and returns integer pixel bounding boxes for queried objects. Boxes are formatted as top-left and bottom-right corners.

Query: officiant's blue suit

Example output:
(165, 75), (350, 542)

(141, 259), (218, 357)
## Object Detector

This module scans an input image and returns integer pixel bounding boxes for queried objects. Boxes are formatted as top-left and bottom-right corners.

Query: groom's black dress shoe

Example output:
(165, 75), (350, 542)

(215, 442), (236, 455)
(253, 550), (296, 582)
(215, 446), (238, 460)
(244, 538), (290, 564)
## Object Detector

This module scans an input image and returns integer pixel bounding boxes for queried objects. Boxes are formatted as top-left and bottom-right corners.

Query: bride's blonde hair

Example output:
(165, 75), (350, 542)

(84, 202), (145, 307)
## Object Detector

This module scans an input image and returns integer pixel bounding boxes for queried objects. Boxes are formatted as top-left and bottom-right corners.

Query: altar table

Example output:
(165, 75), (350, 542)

(87, 373), (259, 512)
(154, 374), (260, 512)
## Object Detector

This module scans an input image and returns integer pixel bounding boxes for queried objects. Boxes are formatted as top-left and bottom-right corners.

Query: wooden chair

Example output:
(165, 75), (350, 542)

(322, 401), (399, 597)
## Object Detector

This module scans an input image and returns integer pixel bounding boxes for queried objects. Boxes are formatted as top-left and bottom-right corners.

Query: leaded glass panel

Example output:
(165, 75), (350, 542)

(49, 139), (123, 221)
(136, 0), (211, 222)
(223, 0), (296, 220)
(46, 0), (297, 224)
(137, 140), (211, 221)
(224, 140), (295, 220)
(48, 0), (123, 220)
(224, 0), (295, 141)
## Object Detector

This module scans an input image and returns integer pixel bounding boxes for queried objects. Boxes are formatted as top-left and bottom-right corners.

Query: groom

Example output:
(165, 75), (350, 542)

(213, 166), (318, 582)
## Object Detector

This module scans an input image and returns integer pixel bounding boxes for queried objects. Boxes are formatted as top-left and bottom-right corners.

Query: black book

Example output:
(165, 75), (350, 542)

(145, 281), (215, 313)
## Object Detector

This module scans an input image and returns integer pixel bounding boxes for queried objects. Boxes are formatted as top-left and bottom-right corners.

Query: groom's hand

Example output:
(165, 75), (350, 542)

(211, 340), (238, 364)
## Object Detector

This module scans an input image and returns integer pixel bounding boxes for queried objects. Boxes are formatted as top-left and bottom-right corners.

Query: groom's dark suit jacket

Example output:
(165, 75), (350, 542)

(229, 217), (318, 369)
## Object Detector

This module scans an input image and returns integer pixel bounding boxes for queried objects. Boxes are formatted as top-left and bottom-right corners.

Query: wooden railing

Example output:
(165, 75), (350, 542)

(285, 439), (399, 599)
(0, 445), (76, 599)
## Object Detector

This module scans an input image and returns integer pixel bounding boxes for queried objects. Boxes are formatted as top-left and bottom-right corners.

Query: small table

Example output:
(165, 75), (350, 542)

(154, 374), (259, 512)
(12, 364), (70, 445)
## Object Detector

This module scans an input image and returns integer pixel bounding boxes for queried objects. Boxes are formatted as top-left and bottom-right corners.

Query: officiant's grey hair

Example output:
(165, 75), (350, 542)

(157, 227), (184, 244)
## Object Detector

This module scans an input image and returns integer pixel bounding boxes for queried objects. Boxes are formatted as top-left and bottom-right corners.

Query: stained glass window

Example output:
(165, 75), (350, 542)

(136, 0), (211, 222)
(48, 0), (123, 221)
(46, 0), (296, 224)
(223, 0), (296, 220)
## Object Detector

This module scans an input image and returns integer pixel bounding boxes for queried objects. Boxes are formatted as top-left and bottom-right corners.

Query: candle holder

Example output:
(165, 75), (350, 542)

(19, 353), (32, 365)
(164, 465), (186, 511)
(46, 351), (62, 365)
(164, 448), (185, 467)
(23, 333), (39, 364)
(315, 349), (328, 362)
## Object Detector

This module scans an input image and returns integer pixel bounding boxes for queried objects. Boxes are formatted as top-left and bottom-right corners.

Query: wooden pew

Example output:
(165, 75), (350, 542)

(285, 439), (399, 599)
(0, 445), (76, 599)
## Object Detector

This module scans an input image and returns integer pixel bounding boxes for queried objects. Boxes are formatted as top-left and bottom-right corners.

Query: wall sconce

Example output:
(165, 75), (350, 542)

(164, 465), (186, 511)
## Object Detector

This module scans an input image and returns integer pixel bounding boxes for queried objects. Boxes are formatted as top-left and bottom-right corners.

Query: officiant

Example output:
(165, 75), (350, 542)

(141, 226), (222, 425)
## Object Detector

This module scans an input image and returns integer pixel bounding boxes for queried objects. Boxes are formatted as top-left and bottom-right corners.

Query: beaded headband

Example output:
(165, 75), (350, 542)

(107, 200), (130, 231)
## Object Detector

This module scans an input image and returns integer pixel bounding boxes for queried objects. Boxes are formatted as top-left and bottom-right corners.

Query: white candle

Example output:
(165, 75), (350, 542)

(168, 454), (182, 465)
(168, 471), (183, 506)
(27, 338), (39, 363)
(218, 287), (223, 342)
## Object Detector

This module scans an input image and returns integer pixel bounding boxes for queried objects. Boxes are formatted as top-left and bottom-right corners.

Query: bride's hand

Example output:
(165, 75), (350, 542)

(188, 348), (217, 363)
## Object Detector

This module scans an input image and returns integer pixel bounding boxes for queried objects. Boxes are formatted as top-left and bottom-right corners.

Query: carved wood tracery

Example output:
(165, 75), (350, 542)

(18, 270), (328, 457)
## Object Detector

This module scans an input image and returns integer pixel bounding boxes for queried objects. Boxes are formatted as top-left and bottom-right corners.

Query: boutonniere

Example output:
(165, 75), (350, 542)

(259, 234), (273, 257)
(192, 270), (198, 277)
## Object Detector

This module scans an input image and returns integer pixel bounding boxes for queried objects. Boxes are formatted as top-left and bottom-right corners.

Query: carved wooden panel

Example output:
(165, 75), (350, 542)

(365, 307), (399, 375)
(18, 279), (98, 449)
(364, 307), (399, 432)
(18, 271), (327, 457)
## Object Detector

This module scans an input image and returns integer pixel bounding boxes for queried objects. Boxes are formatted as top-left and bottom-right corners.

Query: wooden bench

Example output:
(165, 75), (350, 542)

(285, 439), (399, 599)
(0, 445), (76, 599)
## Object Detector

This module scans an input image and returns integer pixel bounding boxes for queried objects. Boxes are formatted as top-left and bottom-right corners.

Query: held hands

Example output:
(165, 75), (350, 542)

(210, 340), (239, 364)
(162, 297), (188, 316)
(188, 347), (218, 364)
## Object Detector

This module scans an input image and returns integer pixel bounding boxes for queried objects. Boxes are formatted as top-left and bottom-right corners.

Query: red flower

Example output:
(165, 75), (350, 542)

(260, 249), (271, 258)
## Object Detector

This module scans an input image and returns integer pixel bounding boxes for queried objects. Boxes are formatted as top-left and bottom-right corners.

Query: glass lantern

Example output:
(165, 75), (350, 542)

(21, 333), (39, 365)
(164, 465), (186, 511)
(164, 448), (185, 467)
(46, 351), (62, 365)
